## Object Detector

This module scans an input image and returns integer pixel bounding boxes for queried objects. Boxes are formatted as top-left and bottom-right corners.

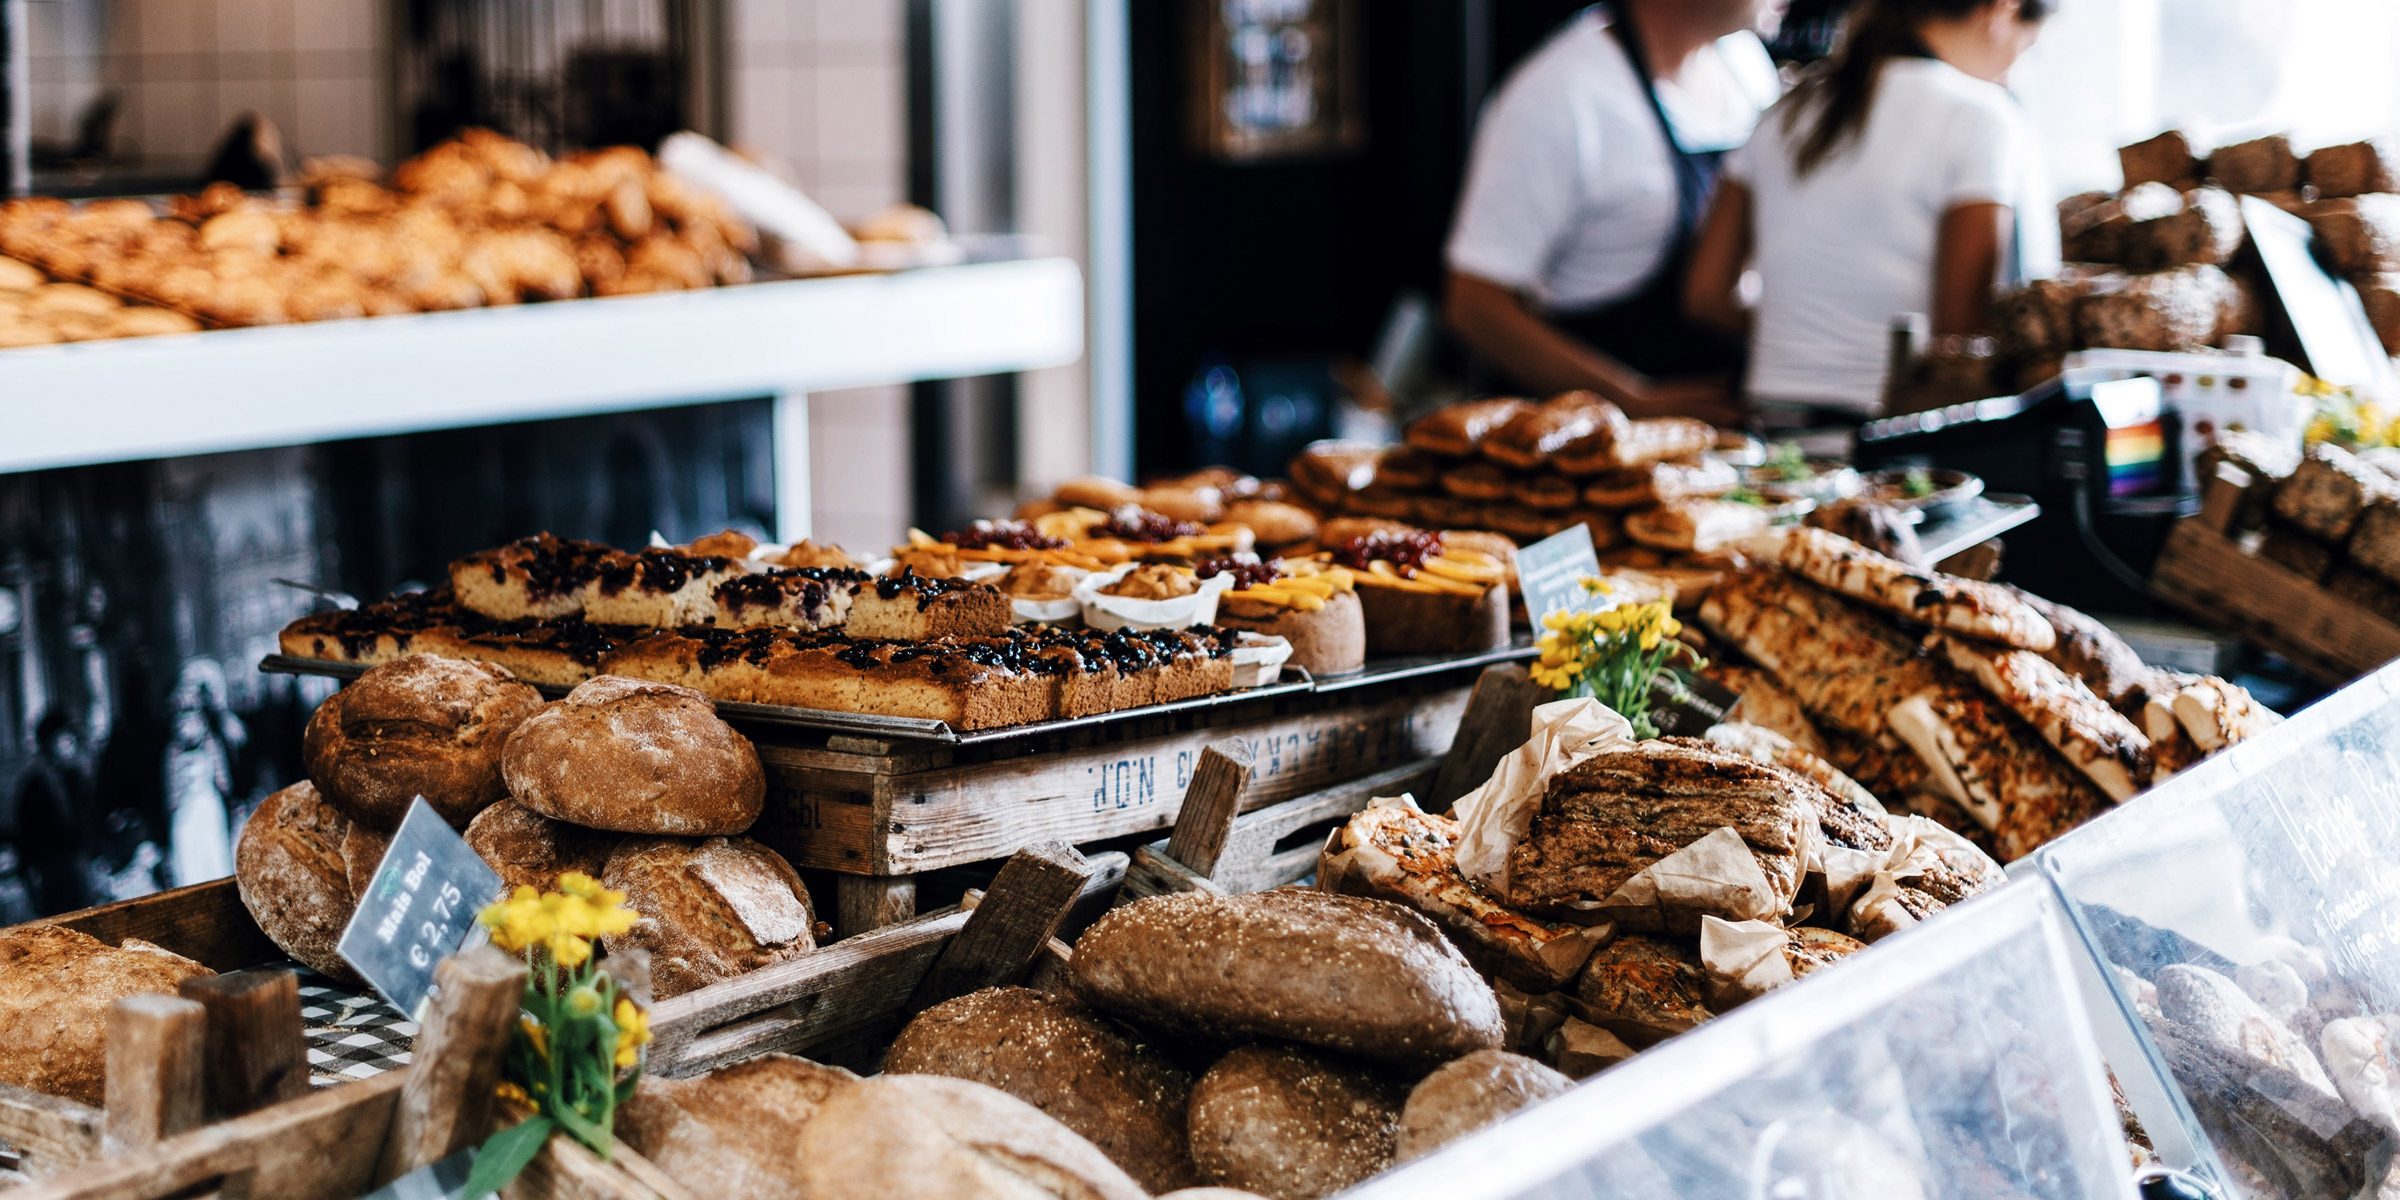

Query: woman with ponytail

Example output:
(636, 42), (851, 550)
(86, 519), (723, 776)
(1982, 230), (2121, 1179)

(1683, 0), (2058, 425)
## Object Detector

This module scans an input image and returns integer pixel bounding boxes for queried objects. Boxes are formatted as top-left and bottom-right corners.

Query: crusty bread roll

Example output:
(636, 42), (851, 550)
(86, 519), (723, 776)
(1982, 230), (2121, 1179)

(234, 780), (361, 978)
(501, 675), (764, 836)
(1394, 1049), (1573, 1161)
(0, 925), (214, 1104)
(1186, 1044), (1403, 1200)
(797, 1073), (1148, 1200)
(339, 821), (391, 903)
(464, 801), (622, 895)
(1070, 891), (1504, 1066)
(303, 653), (546, 830)
(887, 986), (1201, 1192)
(600, 836), (817, 998)
(619, 1054), (856, 1195)
(1223, 500), (1317, 549)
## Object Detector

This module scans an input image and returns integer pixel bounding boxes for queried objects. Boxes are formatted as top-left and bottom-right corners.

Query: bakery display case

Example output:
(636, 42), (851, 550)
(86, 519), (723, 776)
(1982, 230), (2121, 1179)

(1351, 880), (2141, 1200)
(2040, 659), (2400, 1197)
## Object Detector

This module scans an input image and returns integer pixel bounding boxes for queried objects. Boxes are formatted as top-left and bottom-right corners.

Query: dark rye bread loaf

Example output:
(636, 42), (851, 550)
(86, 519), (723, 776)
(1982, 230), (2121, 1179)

(796, 1073), (1148, 1200)
(887, 986), (1201, 1192)
(1394, 1050), (1573, 1162)
(0, 925), (214, 1105)
(1503, 739), (1815, 931)
(601, 836), (818, 998)
(1186, 1045), (1405, 1200)
(618, 1054), (856, 1196)
(464, 801), (622, 895)
(1070, 891), (1503, 1066)
(302, 653), (545, 830)
(501, 675), (764, 836)
(234, 780), (361, 978)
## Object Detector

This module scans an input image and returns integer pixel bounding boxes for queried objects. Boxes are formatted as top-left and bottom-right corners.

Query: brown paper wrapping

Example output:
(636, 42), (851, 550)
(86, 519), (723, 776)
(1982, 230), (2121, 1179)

(1580, 825), (1786, 933)
(1451, 698), (1637, 895)
(1847, 814), (2005, 942)
(1546, 1016), (1640, 1079)
(1698, 916), (1797, 1010)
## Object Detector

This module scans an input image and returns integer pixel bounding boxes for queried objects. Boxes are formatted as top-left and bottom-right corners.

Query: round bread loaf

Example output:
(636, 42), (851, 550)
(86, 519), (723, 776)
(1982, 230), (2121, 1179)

(302, 653), (545, 829)
(0, 925), (214, 1105)
(886, 986), (1200, 1192)
(600, 836), (817, 998)
(1070, 891), (1504, 1066)
(1186, 1045), (1403, 1200)
(797, 1073), (1148, 1200)
(1393, 1049), (1572, 1162)
(619, 1054), (856, 1195)
(465, 801), (622, 895)
(501, 675), (764, 835)
(340, 822), (390, 903)
(234, 780), (361, 978)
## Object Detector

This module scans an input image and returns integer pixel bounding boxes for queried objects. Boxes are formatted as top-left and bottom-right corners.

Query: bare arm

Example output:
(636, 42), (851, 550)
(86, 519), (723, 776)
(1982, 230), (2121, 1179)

(1682, 179), (1753, 338)
(1930, 202), (2010, 336)
(1443, 272), (1740, 422)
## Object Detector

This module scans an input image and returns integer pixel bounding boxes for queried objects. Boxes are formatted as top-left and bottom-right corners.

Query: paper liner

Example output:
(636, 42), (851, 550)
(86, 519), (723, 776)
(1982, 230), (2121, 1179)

(1073, 562), (1233, 632)
(1578, 824), (1786, 933)
(1229, 633), (1294, 687)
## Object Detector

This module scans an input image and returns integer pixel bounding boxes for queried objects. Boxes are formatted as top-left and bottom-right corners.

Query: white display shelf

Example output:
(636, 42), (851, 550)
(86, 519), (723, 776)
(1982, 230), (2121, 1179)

(0, 256), (1084, 476)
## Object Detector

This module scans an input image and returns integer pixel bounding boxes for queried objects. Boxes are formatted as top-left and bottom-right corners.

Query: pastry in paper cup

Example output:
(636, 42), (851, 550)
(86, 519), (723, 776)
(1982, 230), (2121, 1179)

(996, 561), (1089, 625)
(1228, 632), (1294, 687)
(1073, 562), (1233, 632)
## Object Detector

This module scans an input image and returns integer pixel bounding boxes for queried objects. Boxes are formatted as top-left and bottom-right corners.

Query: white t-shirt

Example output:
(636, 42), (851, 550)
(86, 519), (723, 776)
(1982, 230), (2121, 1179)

(1446, 9), (1781, 313)
(1728, 58), (2061, 413)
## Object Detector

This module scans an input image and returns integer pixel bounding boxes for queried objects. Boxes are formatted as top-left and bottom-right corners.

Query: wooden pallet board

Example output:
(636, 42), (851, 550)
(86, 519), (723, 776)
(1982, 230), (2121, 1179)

(751, 680), (1471, 876)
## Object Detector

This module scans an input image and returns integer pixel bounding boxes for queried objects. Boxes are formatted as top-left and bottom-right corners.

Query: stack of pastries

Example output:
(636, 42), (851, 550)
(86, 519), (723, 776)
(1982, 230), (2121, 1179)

(238, 654), (820, 999)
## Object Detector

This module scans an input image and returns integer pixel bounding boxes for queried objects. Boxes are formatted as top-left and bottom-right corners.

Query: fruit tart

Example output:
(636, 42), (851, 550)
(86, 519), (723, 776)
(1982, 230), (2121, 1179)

(1203, 557), (1367, 676)
(1328, 529), (1511, 655)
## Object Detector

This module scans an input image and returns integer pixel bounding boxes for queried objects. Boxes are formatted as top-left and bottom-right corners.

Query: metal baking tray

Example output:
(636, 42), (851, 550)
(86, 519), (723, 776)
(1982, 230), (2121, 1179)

(1307, 637), (1537, 694)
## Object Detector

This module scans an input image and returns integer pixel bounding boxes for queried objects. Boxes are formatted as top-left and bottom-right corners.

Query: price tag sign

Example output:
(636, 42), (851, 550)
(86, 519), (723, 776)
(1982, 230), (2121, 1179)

(338, 798), (506, 1020)
(1514, 524), (1606, 628)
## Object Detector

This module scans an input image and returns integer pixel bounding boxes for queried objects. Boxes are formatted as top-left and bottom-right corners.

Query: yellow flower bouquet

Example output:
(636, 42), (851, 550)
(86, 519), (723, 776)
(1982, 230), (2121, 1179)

(463, 873), (650, 1196)
(1530, 578), (1700, 739)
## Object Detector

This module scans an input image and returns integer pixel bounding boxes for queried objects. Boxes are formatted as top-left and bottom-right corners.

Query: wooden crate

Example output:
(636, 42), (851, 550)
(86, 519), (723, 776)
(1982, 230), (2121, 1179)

(2151, 466), (2400, 685)
(748, 674), (1474, 934)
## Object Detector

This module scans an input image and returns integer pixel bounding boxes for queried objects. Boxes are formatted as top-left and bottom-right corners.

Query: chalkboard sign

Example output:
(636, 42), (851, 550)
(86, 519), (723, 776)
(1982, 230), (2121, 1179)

(337, 799), (506, 1019)
(1514, 524), (1605, 628)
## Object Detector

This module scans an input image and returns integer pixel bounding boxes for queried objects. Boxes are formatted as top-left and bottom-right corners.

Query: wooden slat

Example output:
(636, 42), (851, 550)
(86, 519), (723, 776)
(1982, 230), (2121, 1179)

(2198, 462), (2256, 533)
(907, 843), (1093, 1011)
(0, 1084), (104, 1173)
(177, 970), (307, 1120)
(833, 875), (919, 938)
(8, 1070), (404, 1200)
(508, 1133), (689, 1200)
(376, 947), (526, 1185)
(44, 880), (278, 973)
(102, 996), (206, 1153)
(1120, 846), (1230, 902)
(1424, 666), (1548, 810)
(2152, 519), (2400, 685)
(1210, 759), (1434, 893)
(757, 684), (1467, 875)
(1161, 742), (1254, 876)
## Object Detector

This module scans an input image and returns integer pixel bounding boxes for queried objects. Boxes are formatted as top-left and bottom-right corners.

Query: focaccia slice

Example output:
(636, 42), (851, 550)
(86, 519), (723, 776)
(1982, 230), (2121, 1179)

(1886, 685), (2110, 861)
(1777, 527), (2055, 651)
(1934, 635), (2153, 802)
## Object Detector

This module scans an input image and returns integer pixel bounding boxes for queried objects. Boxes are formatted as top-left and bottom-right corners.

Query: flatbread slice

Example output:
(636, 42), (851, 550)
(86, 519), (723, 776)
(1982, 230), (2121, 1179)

(1934, 635), (2153, 802)
(1777, 527), (2056, 651)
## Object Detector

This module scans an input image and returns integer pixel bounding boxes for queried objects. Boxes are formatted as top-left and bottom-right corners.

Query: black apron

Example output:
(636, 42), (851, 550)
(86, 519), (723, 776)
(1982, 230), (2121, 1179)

(1548, 3), (1746, 381)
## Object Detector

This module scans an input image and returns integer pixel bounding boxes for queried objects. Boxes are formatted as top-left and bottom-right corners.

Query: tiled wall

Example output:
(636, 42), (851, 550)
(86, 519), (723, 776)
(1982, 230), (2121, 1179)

(23, 0), (920, 551)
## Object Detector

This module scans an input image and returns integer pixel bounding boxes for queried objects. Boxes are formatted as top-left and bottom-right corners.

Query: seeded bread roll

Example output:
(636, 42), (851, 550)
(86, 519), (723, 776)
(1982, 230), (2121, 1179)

(1186, 1044), (1404, 1200)
(600, 836), (817, 998)
(501, 675), (764, 836)
(1070, 890), (1505, 1066)
(464, 801), (622, 895)
(1394, 1050), (1573, 1162)
(303, 654), (546, 830)
(234, 780), (362, 978)
(797, 1073), (1148, 1200)
(619, 1054), (856, 1196)
(887, 986), (1201, 1192)
(0, 926), (214, 1106)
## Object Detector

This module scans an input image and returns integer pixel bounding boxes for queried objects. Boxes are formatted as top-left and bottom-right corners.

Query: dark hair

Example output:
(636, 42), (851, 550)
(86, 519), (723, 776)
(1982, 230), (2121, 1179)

(1785, 0), (2054, 177)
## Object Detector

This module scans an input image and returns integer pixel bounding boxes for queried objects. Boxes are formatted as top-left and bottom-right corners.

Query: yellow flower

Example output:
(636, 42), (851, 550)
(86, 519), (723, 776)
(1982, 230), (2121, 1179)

(556, 872), (604, 900)
(521, 1016), (550, 1060)
(613, 997), (652, 1070)
(1578, 576), (1614, 596)
(547, 932), (595, 970)
(2307, 414), (2338, 446)
(495, 1081), (530, 1105)
(567, 986), (604, 1018)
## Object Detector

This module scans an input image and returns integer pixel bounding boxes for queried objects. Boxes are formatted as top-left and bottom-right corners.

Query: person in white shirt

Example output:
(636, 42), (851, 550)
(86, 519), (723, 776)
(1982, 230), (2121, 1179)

(1684, 0), (2059, 423)
(1444, 1), (1786, 425)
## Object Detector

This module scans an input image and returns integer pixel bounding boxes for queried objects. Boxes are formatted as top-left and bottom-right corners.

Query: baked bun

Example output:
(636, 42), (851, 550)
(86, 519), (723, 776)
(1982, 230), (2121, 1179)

(501, 675), (764, 836)
(1071, 890), (1505, 1066)
(0, 926), (214, 1105)
(1394, 1050), (1572, 1162)
(1141, 484), (1225, 524)
(620, 1054), (856, 1195)
(1405, 398), (1529, 459)
(302, 653), (545, 830)
(1186, 1044), (1403, 1200)
(797, 1073), (1148, 1200)
(887, 986), (1201, 1192)
(464, 801), (623, 894)
(600, 836), (818, 998)
(1288, 442), (1381, 509)
(1224, 500), (1318, 549)
(234, 780), (361, 978)
(1571, 933), (1713, 1048)
(1057, 475), (1144, 510)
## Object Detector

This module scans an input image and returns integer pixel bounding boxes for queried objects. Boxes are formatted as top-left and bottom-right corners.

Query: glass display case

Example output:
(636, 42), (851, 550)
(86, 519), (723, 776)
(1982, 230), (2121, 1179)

(1353, 881), (2139, 1200)
(2040, 661), (2400, 1199)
